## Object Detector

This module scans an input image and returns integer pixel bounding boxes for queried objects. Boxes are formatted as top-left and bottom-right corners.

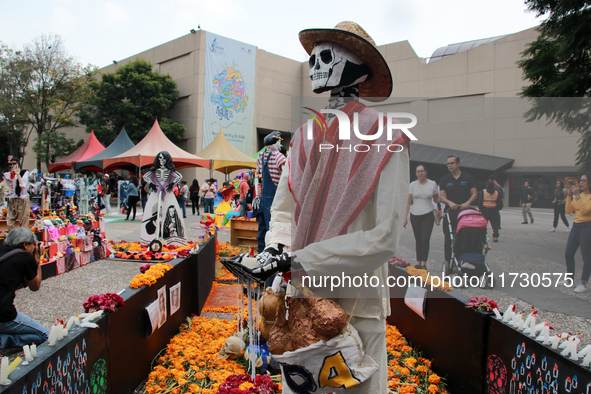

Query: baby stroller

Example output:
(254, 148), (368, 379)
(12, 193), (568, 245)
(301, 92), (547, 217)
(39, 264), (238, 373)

(442, 209), (492, 288)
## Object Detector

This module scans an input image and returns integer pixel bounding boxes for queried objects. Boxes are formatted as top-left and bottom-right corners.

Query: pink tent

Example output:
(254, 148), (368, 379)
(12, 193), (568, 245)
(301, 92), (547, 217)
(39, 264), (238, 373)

(48, 130), (106, 173)
(102, 120), (209, 170)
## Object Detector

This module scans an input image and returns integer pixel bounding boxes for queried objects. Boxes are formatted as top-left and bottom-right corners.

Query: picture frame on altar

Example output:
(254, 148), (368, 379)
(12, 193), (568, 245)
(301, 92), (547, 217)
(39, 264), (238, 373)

(404, 284), (427, 319)
(169, 282), (181, 315)
(157, 285), (167, 328)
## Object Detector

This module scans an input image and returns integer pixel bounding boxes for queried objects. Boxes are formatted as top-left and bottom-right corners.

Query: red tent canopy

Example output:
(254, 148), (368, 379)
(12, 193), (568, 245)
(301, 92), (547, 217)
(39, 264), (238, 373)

(48, 130), (106, 173)
(102, 120), (210, 170)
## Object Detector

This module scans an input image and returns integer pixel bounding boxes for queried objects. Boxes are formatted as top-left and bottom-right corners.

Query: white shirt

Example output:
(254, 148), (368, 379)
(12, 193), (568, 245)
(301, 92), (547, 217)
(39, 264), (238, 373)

(408, 180), (438, 216)
(2, 171), (29, 199)
(266, 142), (410, 320)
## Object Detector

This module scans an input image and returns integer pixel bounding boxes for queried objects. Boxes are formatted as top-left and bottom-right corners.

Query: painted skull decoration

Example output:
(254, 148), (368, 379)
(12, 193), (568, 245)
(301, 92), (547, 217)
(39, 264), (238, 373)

(308, 42), (371, 93)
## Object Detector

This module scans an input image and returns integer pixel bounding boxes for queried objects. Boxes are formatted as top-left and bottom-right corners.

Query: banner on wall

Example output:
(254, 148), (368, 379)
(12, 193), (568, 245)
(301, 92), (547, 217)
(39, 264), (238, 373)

(203, 32), (256, 155)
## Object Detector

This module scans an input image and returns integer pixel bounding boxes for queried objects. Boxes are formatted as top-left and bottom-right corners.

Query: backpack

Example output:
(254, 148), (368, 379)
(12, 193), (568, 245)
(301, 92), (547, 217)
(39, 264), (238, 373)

(173, 185), (179, 197)
(97, 183), (103, 195)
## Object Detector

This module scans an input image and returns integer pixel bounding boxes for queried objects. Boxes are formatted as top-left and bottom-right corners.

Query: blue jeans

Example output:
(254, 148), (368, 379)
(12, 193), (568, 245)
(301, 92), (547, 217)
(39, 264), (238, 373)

(239, 199), (247, 217)
(0, 312), (49, 349)
(181, 196), (187, 217)
(565, 221), (591, 284)
(203, 198), (214, 214)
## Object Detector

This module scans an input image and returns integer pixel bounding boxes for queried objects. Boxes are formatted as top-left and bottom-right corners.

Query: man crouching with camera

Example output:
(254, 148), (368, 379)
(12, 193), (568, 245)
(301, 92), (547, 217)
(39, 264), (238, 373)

(0, 227), (48, 348)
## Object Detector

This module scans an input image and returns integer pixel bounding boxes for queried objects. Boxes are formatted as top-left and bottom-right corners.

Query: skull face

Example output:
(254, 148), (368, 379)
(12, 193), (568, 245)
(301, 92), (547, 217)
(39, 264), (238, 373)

(308, 42), (369, 93)
(217, 336), (245, 360)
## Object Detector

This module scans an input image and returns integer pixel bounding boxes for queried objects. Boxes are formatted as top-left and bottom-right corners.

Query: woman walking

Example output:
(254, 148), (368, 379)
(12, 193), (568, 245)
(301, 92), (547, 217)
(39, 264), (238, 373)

(549, 181), (570, 232)
(403, 165), (439, 269)
(562, 174), (591, 293)
(189, 179), (200, 215)
(125, 177), (140, 221)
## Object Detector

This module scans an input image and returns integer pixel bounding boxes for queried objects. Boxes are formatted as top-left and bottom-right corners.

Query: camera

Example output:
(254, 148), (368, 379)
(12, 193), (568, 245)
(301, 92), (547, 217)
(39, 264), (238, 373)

(567, 180), (575, 186)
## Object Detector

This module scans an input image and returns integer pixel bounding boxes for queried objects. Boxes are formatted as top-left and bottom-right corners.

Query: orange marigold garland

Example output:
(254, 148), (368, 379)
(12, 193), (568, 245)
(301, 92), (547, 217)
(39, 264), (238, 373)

(387, 324), (448, 393)
(130, 263), (173, 288)
(141, 279), (448, 394)
(144, 316), (247, 394)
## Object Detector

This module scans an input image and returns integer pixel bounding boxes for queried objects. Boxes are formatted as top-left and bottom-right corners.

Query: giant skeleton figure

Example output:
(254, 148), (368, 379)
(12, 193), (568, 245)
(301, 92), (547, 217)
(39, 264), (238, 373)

(228, 22), (409, 393)
(140, 151), (187, 246)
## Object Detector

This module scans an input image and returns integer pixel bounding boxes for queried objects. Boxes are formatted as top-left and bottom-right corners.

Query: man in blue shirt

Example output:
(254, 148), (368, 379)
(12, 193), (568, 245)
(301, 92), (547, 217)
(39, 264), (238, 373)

(438, 155), (478, 264)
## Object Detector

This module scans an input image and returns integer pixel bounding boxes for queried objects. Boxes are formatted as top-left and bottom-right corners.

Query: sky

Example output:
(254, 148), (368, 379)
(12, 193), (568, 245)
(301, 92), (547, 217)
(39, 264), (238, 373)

(1, 0), (542, 68)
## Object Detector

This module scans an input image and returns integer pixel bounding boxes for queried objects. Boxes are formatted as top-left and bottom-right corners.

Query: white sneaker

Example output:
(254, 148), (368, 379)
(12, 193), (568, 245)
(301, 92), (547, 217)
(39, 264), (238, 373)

(566, 227), (570, 232)
(574, 284), (587, 293)
(556, 278), (573, 286)
(549, 227), (556, 232)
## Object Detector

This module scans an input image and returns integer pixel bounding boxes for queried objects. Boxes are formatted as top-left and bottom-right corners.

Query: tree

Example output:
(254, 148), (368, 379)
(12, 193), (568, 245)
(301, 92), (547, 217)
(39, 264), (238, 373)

(78, 58), (185, 145)
(0, 43), (29, 171)
(518, 0), (591, 173)
(32, 131), (79, 170)
(0, 35), (96, 171)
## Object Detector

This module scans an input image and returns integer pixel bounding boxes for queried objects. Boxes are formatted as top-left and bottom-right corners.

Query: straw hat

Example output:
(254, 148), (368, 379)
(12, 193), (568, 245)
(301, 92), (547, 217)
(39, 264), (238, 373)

(299, 21), (392, 102)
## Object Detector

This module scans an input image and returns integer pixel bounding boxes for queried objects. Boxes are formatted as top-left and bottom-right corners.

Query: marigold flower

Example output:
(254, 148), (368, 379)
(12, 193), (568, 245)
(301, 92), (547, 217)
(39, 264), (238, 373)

(429, 374), (441, 384)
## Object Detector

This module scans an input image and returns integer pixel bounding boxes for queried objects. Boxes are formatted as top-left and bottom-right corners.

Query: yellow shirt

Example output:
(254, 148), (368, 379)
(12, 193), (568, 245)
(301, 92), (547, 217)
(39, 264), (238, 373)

(565, 192), (591, 223)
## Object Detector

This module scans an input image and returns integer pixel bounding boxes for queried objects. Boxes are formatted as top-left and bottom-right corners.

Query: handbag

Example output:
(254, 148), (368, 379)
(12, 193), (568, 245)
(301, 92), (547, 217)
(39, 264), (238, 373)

(417, 181), (441, 226)
(432, 208), (442, 226)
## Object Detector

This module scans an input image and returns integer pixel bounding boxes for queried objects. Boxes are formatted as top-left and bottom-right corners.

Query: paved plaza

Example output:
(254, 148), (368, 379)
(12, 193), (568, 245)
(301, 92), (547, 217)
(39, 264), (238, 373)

(4, 204), (590, 359)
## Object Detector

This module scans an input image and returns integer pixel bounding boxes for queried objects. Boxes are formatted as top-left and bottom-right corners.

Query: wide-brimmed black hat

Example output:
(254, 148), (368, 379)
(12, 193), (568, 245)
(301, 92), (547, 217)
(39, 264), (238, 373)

(299, 21), (392, 102)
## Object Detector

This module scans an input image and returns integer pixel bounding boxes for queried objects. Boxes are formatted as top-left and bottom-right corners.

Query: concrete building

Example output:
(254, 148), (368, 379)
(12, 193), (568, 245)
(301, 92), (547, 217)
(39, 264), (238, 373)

(37, 26), (578, 207)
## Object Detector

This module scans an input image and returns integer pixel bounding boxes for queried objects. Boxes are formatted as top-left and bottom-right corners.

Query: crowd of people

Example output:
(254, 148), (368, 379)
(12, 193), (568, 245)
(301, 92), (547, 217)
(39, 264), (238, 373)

(401, 155), (590, 294)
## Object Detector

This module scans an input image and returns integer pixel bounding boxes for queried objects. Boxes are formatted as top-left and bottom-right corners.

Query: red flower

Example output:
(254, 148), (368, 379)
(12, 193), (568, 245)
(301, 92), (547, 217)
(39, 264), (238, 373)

(140, 263), (152, 273)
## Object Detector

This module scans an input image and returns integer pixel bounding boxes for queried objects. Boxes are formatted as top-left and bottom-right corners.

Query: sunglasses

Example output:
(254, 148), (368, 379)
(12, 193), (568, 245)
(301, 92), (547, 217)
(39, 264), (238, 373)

(9, 162), (17, 166)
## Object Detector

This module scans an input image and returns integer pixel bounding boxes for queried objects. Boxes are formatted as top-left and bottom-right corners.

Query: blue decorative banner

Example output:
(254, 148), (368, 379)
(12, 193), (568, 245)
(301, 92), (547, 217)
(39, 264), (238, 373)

(203, 32), (256, 154)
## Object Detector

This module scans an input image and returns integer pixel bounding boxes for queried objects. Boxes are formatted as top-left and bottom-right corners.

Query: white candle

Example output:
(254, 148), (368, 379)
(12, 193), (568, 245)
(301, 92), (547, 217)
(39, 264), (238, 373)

(66, 316), (76, 330)
(550, 335), (561, 350)
(0, 357), (10, 385)
(23, 345), (33, 362)
(528, 316), (537, 336)
(517, 316), (525, 330)
(48, 325), (59, 346)
(493, 308), (502, 319)
(30, 344), (37, 358)
(502, 304), (515, 322)
(56, 324), (64, 341)
(579, 345), (591, 367)
(536, 323), (551, 345)
(561, 337), (580, 360)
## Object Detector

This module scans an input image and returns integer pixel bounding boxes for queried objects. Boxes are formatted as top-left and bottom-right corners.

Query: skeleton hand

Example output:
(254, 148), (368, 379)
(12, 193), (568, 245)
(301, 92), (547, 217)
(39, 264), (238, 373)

(255, 244), (283, 265)
(252, 196), (260, 210)
(221, 247), (297, 283)
(250, 251), (295, 282)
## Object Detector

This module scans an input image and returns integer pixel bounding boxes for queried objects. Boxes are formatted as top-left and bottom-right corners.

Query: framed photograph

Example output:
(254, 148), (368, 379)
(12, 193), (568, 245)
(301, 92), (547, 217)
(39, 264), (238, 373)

(169, 282), (181, 315)
(157, 285), (167, 328)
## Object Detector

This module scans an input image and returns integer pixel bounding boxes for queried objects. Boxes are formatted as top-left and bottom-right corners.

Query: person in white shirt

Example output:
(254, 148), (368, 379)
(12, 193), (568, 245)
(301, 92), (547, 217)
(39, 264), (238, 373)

(200, 179), (216, 214)
(403, 164), (439, 270)
(2, 157), (30, 232)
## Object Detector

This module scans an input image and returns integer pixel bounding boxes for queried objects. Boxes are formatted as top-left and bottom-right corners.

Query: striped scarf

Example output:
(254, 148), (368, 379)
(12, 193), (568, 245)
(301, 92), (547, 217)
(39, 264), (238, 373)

(289, 101), (409, 251)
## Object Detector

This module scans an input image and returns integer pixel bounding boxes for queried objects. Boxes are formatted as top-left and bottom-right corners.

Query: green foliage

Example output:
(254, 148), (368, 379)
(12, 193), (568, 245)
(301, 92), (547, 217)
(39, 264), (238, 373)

(518, 0), (591, 173)
(78, 58), (185, 145)
(32, 131), (77, 170)
(0, 43), (29, 170)
(0, 35), (96, 171)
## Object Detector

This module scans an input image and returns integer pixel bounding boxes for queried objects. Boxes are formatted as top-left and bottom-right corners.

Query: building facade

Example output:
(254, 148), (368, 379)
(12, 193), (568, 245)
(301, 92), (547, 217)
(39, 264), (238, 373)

(36, 26), (578, 207)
